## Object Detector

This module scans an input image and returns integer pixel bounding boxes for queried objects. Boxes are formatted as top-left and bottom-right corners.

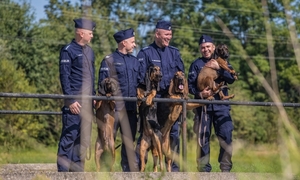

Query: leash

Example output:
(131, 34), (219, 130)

(197, 93), (208, 148)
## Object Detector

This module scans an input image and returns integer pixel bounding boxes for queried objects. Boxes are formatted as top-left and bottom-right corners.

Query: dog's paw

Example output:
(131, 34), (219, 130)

(207, 96), (215, 101)
(145, 97), (153, 106)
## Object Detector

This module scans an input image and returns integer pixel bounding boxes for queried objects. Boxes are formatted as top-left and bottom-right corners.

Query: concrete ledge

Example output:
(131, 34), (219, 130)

(0, 164), (286, 180)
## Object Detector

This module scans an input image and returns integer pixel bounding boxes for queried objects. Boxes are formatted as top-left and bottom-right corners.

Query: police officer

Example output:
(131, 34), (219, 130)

(58, 18), (96, 172)
(188, 35), (235, 172)
(136, 20), (185, 172)
(98, 28), (139, 172)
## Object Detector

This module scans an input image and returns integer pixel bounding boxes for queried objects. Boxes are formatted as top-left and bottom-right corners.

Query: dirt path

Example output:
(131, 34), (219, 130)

(0, 163), (285, 180)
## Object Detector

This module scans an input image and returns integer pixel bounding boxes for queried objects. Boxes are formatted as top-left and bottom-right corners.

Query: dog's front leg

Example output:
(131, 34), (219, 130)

(137, 88), (145, 106)
(146, 90), (156, 106)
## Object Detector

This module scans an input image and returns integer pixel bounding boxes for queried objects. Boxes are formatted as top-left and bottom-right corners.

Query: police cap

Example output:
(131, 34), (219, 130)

(155, 20), (172, 30)
(113, 28), (135, 43)
(199, 35), (213, 45)
(73, 18), (96, 31)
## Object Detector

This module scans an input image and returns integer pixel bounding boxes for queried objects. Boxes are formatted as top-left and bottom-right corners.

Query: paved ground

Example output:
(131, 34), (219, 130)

(0, 163), (288, 180)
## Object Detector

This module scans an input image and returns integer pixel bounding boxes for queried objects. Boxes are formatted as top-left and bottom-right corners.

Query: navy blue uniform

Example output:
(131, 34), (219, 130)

(136, 42), (184, 172)
(58, 39), (95, 172)
(98, 49), (139, 171)
(188, 57), (235, 172)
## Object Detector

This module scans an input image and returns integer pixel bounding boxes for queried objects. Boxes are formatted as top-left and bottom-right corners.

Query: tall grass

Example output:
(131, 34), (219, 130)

(0, 132), (281, 173)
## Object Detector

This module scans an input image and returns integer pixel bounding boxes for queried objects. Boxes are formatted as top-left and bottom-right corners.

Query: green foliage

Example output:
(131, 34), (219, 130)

(0, 59), (44, 148)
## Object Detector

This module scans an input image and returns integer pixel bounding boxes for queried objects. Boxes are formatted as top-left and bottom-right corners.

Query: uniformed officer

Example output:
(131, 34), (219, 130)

(98, 28), (139, 172)
(188, 35), (235, 172)
(136, 20), (185, 172)
(58, 18), (96, 172)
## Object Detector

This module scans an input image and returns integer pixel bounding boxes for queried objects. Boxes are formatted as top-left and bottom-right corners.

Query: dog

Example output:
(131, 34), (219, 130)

(197, 43), (237, 100)
(158, 71), (204, 172)
(137, 64), (162, 107)
(94, 77), (119, 172)
(137, 64), (164, 172)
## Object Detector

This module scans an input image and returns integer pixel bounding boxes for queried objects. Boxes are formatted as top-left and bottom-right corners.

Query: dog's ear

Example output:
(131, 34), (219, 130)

(109, 78), (120, 96)
(212, 48), (218, 59)
(168, 78), (175, 96)
(183, 78), (189, 99)
(99, 78), (107, 95)
(145, 67), (152, 92)
(156, 80), (160, 92)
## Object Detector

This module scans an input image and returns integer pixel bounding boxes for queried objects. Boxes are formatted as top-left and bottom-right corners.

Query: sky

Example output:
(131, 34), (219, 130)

(14, 0), (80, 20)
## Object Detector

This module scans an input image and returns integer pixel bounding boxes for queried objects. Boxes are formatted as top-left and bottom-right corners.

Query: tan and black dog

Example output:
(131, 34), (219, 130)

(197, 44), (237, 100)
(137, 64), (164, 172)
(158, 71), (204, 172)
(94, 77), (119, 172)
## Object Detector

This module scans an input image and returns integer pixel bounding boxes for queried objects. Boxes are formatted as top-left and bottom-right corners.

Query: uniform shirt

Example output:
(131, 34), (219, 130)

(188, 57), (235, 111)
(59, 39), (95, 106)
(137, 42), (185, 96)
(98, 49), (139, 111)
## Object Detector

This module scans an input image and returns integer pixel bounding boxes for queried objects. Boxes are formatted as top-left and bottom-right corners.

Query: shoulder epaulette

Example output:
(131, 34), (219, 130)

(104, 54), (113, 59)
(142, 46), (150, 50)
(168, 45), (179, 51)
(128, 54), (137, 59)
(63, 44), (72, 51)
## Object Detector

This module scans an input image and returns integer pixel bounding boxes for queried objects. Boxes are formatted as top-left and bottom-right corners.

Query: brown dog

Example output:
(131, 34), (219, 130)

(137, 64), (164, 172)
(94, 77), (119, 172)
(197, 44), (237, 100)
(158, 71), (204, 172)
(137, 64), (162, 106)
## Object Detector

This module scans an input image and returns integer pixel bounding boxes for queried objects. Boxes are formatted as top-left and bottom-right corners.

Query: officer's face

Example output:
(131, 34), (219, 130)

(155, 29), (172, 48)
(81, 29), (94, 44)
(200, 42), (215, 59)
(124, 37), (136, 54)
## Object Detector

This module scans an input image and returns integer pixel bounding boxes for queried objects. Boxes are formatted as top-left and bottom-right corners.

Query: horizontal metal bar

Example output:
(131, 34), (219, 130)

(0, 92), (300, 107)
(0, 110), (61, 115)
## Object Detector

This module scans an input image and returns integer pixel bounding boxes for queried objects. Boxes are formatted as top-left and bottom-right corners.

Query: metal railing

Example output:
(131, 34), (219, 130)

(1, 92), (300, 172)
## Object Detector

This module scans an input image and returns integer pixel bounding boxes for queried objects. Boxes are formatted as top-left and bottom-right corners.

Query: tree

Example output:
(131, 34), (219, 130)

(0, 59), (44, 148)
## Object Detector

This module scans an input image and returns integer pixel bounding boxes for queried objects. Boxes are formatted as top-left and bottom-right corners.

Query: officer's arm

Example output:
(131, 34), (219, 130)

(137, 50), (147, 86)
(59, 49), (75, 105)
(92, 52), (96, 96)
(98, 59), (110, 94)
(188, 64), (199, 96)
(217, 62), (235, 84)
(176, 51), (185, 73)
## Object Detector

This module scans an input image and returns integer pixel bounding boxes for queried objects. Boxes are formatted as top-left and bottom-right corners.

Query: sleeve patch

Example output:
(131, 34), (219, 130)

(60, 59), (70, 63)
(100, 67), (109, 71)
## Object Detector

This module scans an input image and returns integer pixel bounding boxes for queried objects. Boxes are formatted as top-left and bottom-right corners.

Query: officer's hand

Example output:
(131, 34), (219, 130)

(69, 101), (82, 114)
(199, 86), (212, 98)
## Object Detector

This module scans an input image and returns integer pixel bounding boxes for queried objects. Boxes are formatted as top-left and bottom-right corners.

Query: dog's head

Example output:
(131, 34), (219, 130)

(168, 71), (188, 98)
(146, 64), (162, 92)
(98, 77), (119, 97)
(214, 44), (229, 60)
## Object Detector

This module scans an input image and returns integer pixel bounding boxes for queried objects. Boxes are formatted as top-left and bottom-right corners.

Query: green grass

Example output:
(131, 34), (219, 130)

(0, 136), (282, 173)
